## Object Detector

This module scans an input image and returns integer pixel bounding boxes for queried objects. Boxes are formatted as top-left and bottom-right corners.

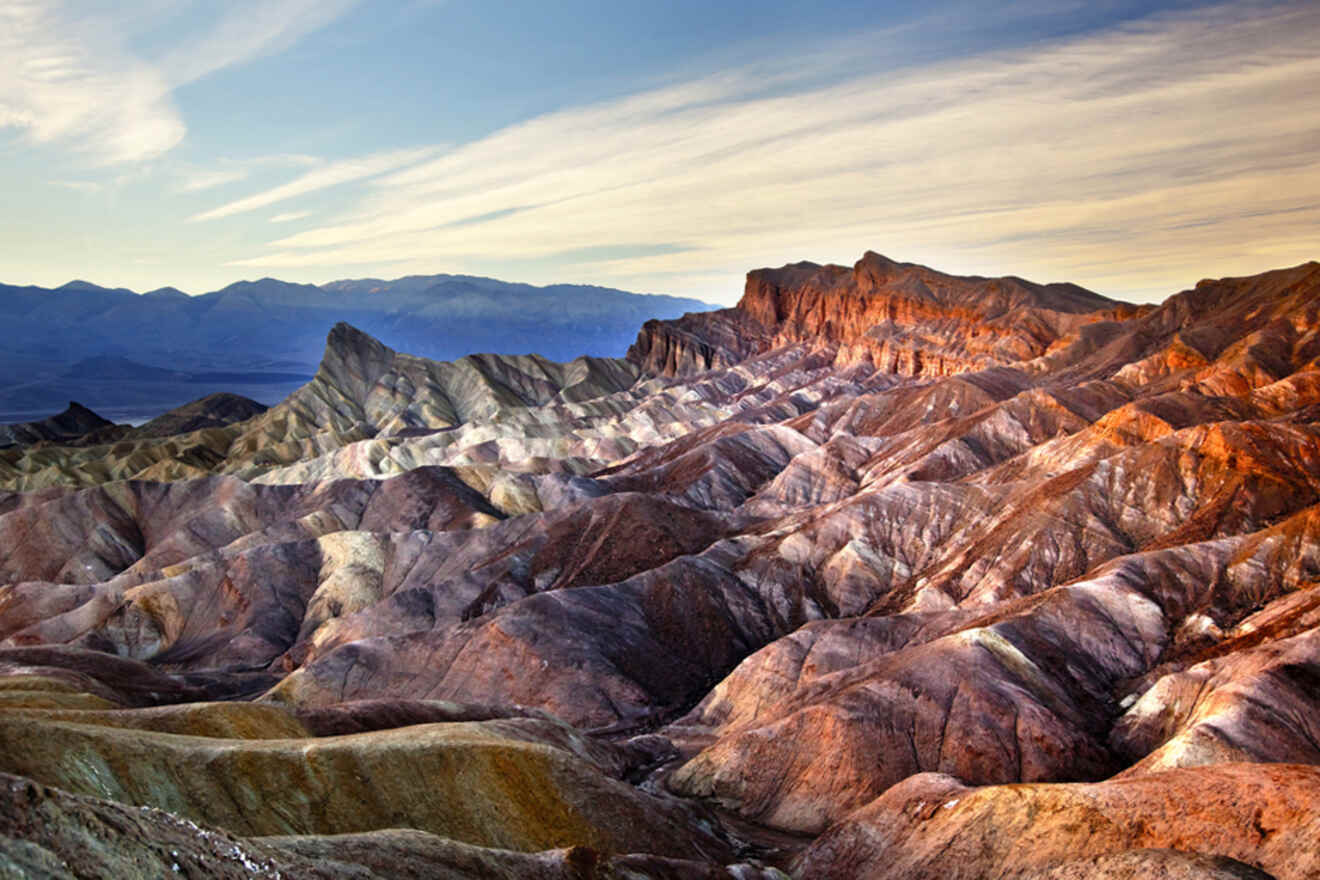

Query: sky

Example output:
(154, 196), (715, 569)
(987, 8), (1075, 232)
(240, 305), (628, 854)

(1, 0), (1317, 306)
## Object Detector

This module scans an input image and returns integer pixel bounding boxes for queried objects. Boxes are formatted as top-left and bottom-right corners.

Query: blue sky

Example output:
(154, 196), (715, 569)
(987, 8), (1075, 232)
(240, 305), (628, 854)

(1, 0), (1317, 304)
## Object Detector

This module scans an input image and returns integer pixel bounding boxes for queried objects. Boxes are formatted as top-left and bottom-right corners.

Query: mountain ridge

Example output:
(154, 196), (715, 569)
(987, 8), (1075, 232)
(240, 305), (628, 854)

(628, 250), (1147, 379)
(0, 270), (713, 419)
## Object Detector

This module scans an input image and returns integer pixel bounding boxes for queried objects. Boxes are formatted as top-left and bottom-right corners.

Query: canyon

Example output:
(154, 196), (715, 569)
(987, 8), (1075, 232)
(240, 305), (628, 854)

(2, 250), (1319, 878)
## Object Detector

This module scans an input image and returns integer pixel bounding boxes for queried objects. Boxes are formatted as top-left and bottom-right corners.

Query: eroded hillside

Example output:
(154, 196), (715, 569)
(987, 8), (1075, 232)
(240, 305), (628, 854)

(2, 251), (1319, 879)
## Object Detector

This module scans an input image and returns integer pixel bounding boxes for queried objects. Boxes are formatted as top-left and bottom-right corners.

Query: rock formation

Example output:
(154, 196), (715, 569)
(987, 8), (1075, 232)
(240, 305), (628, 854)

(629, 251), (1137, 378)
(2, 251), (1320, 878)
(124, 393), (269, 440)
(0, 402), (114, 449)
(791, 765), (1314, 879)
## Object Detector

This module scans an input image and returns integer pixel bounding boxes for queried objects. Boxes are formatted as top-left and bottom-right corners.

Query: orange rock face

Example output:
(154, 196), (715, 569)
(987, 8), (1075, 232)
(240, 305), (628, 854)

(630, 251), (1133, 378)
(793, 764), (1319, 879)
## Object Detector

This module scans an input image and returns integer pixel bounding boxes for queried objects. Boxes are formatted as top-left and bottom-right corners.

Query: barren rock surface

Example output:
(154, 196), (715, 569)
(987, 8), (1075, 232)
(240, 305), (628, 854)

(792, 765), (1312, 879)
(0, 403), (115, 449)
(3, 252), (1320, 877)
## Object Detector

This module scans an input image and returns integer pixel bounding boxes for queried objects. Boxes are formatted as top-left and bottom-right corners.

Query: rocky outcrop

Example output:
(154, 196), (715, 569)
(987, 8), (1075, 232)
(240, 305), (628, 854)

(628, 308), (771, 377)
(0, 702), (728, 858)
(667, 575), (1163, 832)
(742, 252), (1124, 370)
(791, 765), (1316, 879)
(126, 392), (268, 439)
(0, 771), (337, 879)
(1, 769), (785, 880)
(0, 323), (643, 491)
(1110, 595), (1320, 774)
(629, 252), (1131, 378)
(261, 831), (789, 880)
(221, 321), (644, 475)
(0, 402), (115, 449)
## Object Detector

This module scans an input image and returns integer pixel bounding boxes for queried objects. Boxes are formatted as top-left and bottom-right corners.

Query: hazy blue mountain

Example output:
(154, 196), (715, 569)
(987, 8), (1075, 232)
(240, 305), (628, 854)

(0, 273), (712, 420)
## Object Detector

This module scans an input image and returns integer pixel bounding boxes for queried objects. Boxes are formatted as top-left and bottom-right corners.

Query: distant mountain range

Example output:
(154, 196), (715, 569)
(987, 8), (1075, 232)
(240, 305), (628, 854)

(0, 273), (711, 419)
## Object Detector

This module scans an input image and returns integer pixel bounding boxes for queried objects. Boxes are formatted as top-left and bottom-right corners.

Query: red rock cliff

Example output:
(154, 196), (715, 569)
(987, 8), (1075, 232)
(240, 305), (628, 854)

(631, 250), (1132, 378)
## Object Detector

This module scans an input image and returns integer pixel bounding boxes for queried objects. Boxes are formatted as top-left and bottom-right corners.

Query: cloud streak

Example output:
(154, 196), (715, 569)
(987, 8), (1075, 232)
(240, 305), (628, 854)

(228, 1), (1320, 303)
(188, 147), (437, 221)
(269, 210), (312, 223)
(177, 168), (249, 192)
(157, 0), (360, 88)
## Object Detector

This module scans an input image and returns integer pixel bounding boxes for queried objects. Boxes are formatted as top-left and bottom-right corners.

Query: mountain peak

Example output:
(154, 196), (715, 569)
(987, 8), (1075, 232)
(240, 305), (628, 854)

(61, 401), (104, 419)
(317, 322), (397, 403)
(858, 250), (902, 268)
(55, 280), (133, 294)
(0, 400), (114, 449)
(143, 286), (189, 299)
(327, 320), (392, 351)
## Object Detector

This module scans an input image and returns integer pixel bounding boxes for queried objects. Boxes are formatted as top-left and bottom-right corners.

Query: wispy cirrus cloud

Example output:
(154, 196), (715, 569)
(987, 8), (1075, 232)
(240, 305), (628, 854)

(156, 0), (360, 88)
(0, 0), (184, 163)
(269, 210), (312, 223)
(0, 0), (359, 164)
(188, 147), (438, 222)
(177, 168), (249, 192)
(49, 178), (104, 193)
(228, 1), (1320, 303)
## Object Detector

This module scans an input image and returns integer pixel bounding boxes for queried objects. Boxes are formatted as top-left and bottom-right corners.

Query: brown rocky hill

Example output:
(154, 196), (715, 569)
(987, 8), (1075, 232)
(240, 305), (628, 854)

(0, 402), (113, 449)
(1, 252), (1319, 878)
